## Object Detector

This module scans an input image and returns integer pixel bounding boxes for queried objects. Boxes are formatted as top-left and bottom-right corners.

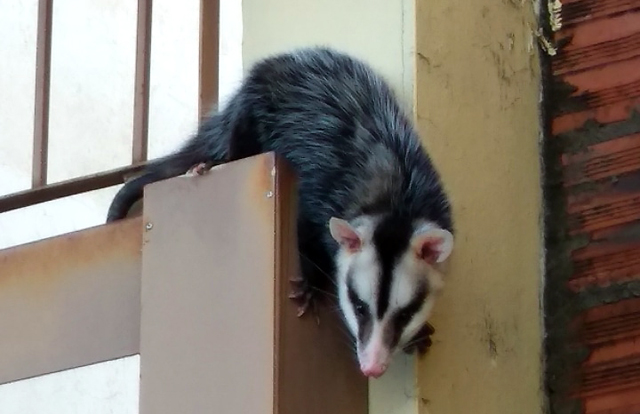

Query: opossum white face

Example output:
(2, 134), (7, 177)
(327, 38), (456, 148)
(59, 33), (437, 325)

(329, 215), (453, 378)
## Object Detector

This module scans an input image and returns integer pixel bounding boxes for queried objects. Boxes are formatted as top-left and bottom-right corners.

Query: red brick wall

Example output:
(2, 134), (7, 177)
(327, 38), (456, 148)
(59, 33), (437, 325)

(544, 1), (640, 413)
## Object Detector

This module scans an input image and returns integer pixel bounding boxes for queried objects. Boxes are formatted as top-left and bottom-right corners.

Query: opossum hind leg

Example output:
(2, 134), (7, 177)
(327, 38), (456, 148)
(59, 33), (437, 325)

(186, 161), (217, 176)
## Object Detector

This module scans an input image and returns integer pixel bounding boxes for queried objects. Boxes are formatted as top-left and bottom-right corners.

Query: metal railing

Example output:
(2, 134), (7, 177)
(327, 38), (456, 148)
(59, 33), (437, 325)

(0, 152), (368, 414)
(0, 0), (219, 214)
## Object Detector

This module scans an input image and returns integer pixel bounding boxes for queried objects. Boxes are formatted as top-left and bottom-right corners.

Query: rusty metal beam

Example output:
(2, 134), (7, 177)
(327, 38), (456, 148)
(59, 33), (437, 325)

(139, 154), (277, 413)
(0, 217), (142, 385)
(198, 0), (219, 119)
(0, 152), (367, 413)
(32, 0), (53, 188)
(272, 156), (369, 414)
(0, 162), (146, 214)
(132, 0), (153, 163)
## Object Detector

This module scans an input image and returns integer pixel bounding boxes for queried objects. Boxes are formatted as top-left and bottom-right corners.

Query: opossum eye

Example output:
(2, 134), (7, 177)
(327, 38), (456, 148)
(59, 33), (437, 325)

(395, 285), (428, 328)
(352, 296), (368, 319)
(348, 284), (368, 319)
(396, 310), (412, 327)
(354, 303), (367, 318)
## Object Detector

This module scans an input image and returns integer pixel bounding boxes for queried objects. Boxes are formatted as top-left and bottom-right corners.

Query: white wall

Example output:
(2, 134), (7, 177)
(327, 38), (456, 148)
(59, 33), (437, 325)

(0, 0), (242, 412)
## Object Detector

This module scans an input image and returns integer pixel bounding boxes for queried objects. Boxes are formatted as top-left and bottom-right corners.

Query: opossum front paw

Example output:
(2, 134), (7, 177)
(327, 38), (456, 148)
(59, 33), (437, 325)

(186, 161), (215, 176)
(403, 322), (435, 355)
(288, 276), (320, 324)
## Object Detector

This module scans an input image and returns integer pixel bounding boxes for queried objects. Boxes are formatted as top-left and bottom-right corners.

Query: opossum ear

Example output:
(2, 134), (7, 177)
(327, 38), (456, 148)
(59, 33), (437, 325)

(411, 227), (453, 264)
(329, 217), (362, 253)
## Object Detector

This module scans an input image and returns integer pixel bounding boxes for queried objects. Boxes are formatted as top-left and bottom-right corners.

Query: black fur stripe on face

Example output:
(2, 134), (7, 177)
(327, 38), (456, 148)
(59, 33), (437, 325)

(347, 278), (373, 345)
(372, 215), (414, 319)
(389, 283), (427, 348)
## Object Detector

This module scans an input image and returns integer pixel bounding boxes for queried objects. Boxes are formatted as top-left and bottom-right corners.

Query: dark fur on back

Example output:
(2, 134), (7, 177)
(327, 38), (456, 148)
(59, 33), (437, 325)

(107, 46), (453, 291)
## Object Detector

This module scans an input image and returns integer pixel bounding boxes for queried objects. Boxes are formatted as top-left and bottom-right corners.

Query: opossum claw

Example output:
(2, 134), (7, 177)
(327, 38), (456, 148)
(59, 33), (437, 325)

(289, 276), (320, 324)
(402, 322), (435, 355)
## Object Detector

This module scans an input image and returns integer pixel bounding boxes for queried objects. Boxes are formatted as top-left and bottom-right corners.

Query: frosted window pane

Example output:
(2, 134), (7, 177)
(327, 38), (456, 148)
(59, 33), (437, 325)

(0, 1), (37, 195)
(0, 356), (140, 414)
(47, 0), (137, 182)
(0, 185), (121, 249)
(147, 0), (199, 160)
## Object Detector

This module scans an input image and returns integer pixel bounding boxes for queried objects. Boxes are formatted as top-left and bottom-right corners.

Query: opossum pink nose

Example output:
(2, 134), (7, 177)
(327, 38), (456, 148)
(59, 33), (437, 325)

(360, 363), (388, 378)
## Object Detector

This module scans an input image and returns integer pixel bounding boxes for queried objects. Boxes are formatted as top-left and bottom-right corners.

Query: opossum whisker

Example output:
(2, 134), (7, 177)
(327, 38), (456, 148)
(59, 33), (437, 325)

(310, 286), (338, 299)
(299, 252), (339, 289)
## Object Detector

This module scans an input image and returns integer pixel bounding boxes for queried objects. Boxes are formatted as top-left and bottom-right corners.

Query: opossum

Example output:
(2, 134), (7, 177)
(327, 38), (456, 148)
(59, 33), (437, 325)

(106, 47), (454, 378)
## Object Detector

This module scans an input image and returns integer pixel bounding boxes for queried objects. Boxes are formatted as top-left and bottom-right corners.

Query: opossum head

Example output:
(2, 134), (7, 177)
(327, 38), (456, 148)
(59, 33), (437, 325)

(329, 214), (454, 378)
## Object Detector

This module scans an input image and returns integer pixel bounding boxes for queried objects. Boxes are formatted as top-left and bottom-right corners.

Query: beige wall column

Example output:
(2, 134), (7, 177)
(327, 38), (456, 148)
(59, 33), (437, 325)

(415, 1), (544, 413)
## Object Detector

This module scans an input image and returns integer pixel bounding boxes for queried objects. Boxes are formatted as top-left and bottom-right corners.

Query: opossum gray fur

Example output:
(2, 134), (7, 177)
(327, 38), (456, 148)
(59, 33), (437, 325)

(107, 46), (454, 378)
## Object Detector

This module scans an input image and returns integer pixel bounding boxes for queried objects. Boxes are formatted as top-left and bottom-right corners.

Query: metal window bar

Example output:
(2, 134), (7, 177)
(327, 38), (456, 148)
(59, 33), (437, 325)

(31, 0), (53, 188)
(199, 0), (220, 119)
(0, 0), (219, 215)
(132, 0), (153, 164)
